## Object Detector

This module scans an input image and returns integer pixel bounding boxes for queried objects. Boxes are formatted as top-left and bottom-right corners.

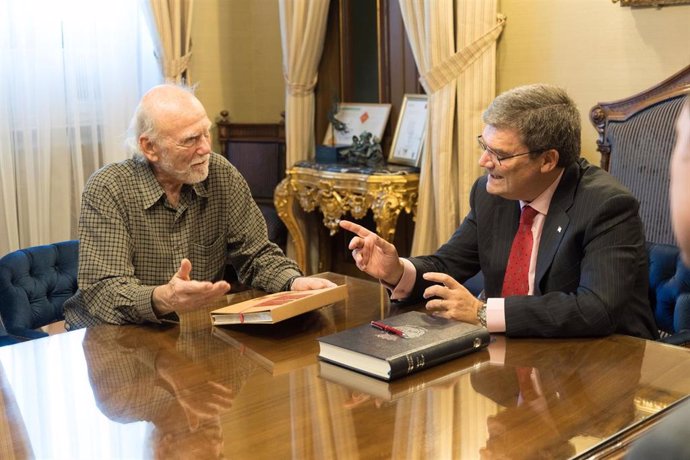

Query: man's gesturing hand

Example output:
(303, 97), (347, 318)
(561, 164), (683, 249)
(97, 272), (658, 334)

(339, 220), (404, 286)
(153, 258), (231, 316)
(422, 272), (483, 325)
(290, 277), (337, 291)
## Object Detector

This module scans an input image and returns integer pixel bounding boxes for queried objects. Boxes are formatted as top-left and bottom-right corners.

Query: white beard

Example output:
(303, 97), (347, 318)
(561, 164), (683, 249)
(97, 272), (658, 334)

(159, 153), (211, 185)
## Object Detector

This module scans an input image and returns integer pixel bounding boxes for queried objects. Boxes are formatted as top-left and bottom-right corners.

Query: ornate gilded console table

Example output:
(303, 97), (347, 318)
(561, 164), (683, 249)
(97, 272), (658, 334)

(274, 161), (419, 273)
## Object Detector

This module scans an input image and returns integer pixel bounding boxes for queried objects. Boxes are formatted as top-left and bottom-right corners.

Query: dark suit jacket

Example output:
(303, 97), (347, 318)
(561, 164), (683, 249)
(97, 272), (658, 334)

(408, 158), (658, 339)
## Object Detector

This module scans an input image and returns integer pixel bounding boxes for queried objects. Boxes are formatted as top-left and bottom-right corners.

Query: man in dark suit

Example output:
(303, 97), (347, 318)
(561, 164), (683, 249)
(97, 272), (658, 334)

(340, 83), (658, 339)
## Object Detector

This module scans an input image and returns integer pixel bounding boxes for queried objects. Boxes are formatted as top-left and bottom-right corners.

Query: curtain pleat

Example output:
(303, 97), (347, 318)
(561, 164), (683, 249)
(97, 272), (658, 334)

(399, 0), (459, 255)
(399, 0), (503, 256)
(278, 0), (330, 167)
(455, 3), (504, 258)
(148, 0), (195, 83)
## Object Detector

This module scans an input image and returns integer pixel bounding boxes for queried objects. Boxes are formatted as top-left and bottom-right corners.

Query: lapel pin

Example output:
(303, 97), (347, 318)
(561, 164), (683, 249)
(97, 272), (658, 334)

(557, 226), (562, 233)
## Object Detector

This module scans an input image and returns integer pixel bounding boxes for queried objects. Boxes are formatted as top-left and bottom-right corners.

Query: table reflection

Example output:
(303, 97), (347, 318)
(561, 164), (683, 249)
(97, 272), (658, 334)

(313, 350), (494, 459)
(1, 273), (688, 459)
(303, 336), (648, 459)
(0, 362), (33, 459)
(471, 338), (645, 459)
(82, 323), (256, 459)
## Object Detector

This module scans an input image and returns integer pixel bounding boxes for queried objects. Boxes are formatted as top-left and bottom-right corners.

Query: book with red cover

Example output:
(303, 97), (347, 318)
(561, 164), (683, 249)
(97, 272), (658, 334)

(210, 285), (347, 325)
(317, 310), (490, 381)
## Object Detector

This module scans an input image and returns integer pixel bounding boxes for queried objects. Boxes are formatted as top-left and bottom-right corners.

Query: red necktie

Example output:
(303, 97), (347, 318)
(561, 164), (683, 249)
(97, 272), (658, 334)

(502, 206), (538, 297)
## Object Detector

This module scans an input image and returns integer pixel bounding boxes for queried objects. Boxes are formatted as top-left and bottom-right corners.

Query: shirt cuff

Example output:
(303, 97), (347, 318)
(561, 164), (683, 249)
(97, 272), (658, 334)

(486, 297), (506, 333)
(134, 285), (161, 323)
(381, 258), (416, 300)
(277, 269), (302, 291)
(488, 335), (506, 365)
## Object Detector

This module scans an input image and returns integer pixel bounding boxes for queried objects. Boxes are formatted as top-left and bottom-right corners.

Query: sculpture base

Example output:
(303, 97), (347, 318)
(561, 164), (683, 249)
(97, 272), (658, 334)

(316, 145), (347, 164)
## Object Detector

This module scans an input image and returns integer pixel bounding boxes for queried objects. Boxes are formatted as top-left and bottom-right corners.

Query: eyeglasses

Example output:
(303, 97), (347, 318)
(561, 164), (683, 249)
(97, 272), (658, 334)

(477, 135), (546, 165)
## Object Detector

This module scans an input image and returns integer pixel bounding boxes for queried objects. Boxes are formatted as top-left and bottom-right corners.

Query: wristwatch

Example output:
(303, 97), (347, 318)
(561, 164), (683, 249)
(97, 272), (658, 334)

(477, 303), (487, 328)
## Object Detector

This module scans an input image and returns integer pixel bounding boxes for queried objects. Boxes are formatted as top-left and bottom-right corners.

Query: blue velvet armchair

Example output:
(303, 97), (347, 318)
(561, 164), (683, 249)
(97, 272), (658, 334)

(0, 314), (20, 347)
(0, 240), (79, 342)
(590, 63), (690, 345)
(647, 243), (690, 344)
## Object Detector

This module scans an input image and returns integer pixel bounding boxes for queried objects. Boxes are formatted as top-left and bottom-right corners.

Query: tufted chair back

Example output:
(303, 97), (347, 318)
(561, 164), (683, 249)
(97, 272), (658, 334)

(590, 64), (690, 344)
(0, 240), (79, 341)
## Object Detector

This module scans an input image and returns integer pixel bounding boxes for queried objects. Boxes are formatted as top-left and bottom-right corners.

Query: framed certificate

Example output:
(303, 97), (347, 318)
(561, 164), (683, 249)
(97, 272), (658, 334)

(323, 103), (392, 147)
(388, 94), (428, 167)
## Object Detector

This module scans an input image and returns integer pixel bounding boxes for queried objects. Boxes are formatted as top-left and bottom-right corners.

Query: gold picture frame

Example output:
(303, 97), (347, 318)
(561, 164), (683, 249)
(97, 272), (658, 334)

(388, 94), (428, 167)
(616, 0), (690, 6)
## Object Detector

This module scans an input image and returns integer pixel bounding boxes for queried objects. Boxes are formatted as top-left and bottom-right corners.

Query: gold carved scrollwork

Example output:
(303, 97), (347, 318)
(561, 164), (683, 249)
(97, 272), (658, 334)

(315, 181), (347, 235)
(407, 191), (418, 217)
(344, 192), (372, 220)
(371, 182), (402, 241)
(274, 178), (308, 271)
(294, 183), (319, 212)
(275, 165), (419, 273)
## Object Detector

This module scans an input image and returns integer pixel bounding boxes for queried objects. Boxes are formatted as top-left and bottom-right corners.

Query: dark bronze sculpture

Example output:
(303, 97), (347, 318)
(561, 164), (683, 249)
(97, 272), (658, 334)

(339, 131), (385, 167)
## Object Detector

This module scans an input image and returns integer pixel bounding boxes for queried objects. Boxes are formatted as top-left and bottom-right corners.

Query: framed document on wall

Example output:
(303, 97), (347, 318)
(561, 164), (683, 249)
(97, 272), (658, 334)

(388, 94), (427, 167)
(323, 103), (392, 147)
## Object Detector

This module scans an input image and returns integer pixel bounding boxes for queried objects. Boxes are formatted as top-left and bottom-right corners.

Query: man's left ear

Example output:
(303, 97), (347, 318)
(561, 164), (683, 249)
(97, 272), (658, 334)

(139, 136), (160, 163)
(540, 149), (560, 173)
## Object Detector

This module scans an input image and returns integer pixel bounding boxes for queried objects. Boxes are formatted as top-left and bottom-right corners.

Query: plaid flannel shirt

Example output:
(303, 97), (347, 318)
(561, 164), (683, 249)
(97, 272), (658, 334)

(64, 153), (300, 328)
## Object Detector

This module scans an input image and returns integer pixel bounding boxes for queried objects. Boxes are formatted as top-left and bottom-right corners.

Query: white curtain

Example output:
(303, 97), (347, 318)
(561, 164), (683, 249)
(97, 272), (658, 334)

(399, 0), (504, 255)
(278, 0), (330, 167)
(0, 0), (162, 255)
(147, 0), (194, 83)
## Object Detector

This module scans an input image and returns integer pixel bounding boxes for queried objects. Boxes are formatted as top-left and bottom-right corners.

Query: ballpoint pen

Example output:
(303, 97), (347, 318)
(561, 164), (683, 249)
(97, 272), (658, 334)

(370, 320), (406, 338)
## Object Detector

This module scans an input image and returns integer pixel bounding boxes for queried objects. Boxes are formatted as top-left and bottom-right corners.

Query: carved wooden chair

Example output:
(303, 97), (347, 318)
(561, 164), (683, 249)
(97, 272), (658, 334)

(590, 64), (690, 344)
(215, 112), (288, 285)
(215, 111), (287, 251)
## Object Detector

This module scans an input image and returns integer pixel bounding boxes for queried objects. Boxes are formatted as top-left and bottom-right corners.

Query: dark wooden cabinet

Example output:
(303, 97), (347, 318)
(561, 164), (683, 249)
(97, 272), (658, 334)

(313, 0), (420, 275)
(316, 0), (421, 155)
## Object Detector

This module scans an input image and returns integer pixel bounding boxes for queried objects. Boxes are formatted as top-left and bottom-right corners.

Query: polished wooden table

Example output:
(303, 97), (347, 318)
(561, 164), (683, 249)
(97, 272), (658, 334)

(274, 162), (419, 273)
(1, 273), (690, 459)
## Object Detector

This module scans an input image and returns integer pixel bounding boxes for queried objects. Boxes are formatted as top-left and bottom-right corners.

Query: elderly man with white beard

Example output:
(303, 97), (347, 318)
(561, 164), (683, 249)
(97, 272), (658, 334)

(64, 84), (332, 328)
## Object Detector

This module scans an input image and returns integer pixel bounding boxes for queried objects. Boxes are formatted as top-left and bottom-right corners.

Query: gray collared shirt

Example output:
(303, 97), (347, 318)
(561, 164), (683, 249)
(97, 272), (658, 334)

(64, 153), (300, 328)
